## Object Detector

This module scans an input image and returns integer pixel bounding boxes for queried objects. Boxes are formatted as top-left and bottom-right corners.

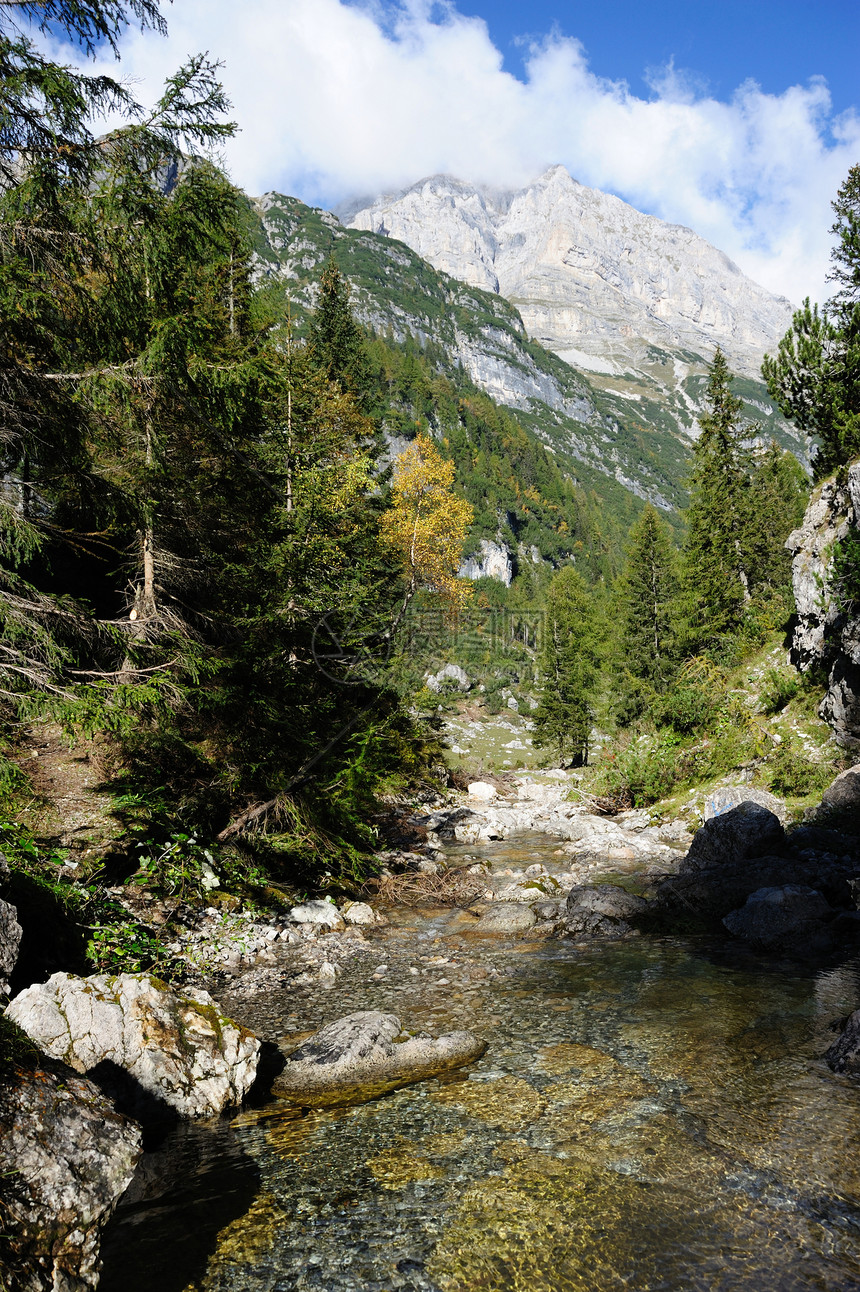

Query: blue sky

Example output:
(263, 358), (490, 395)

(461, 1), (859, 120)
(49, 0), (860, 304)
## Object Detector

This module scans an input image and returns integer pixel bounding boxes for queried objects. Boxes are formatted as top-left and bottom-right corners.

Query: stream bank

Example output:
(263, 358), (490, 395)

(94, 796), (860, 1292)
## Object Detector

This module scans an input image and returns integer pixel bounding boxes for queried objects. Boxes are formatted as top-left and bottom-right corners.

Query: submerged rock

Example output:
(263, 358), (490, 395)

(0, 1061), (141, 1291)
(825, 1009), (860, 1076)
(6, 971), (260, 1119)
(564, 885), (647, 937)
(471, 904), (537, 934)
(272, 1010), (486, 1106)
(722, 885), (835, 952)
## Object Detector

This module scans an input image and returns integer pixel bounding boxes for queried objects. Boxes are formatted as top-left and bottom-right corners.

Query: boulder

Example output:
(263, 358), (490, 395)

(273, 1011), (486, 1106)
(470, 904), (537, 934)
(704, 786), (788, 827)
(6, 972), (260, 1119)
(289, 898), (345, 929)
(722, 885), (835, 952)
(0, 1062), (141, 1291)
(565, 885), (647, 936)
(467, 781), (498, 801)
(813, 764), (860, 828)
(825, 1009), (860, 1076)
(681, 802), (785, 872)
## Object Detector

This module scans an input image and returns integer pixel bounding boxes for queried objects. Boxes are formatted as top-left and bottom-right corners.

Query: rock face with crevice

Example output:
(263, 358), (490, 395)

(787, 462), (860, 746)
(0, 1061), (141, 1291)
(6, 971), (260, 1119)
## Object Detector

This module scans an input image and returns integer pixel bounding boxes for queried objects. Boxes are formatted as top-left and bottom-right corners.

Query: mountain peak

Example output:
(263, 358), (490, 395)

(345, 169), (793, 385)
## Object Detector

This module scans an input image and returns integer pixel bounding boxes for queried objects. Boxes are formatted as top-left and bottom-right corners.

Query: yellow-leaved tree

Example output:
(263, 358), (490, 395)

(381, 434), (474, 614)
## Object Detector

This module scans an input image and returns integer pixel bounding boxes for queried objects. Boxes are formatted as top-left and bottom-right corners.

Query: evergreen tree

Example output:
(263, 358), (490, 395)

(532, 567), (599, 765)
(763, 165), (860, 476)
(745, 441), (809, 593)
(614, 503), (679, 718)
(682, 348), (752, 650)
(308, 257), (372, 410)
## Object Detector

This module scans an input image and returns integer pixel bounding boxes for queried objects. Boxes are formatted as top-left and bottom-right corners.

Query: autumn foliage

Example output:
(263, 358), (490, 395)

(381, 434), (474, 611)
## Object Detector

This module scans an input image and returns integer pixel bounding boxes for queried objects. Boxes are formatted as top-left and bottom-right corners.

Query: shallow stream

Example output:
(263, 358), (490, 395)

(100, 835), (860, 1291)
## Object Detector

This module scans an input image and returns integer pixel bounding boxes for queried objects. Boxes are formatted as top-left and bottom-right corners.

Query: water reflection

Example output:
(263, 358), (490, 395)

(101, 835), (860, 1291)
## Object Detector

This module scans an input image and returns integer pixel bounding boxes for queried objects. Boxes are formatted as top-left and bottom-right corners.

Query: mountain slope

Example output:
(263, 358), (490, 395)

(342, 166), (803, 464)
(247, 192), (691, 512)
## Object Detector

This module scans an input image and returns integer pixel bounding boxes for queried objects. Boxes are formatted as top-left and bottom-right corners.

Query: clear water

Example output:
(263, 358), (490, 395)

(100, 836), (860, 1291)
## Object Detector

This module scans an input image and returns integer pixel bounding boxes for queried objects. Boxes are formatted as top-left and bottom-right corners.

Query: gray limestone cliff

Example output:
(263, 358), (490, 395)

(787, 463), (860, 746)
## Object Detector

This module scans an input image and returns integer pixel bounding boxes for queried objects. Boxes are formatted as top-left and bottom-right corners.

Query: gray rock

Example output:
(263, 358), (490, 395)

(0, 894), (22, 996)
(722, 885), (834, 951)
(289, 899), (345, 929)
(825, 1009), (860, 1076)
(814, 764), (860, 825)
(273, 1011), (486, 1106)
(0, 1062), (141, 1291)
(682, 802), (785, 872)
(705, 786), (788, 827)
(565, 885), (648, 936)
(6, 972), (260, 1119)
(471, 904), (537, 934)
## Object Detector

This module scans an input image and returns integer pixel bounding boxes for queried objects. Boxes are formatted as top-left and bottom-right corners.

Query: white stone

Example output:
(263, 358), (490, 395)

(290, 899), (345, 929)
(468, 781), (498, 800)
(6, 972), (260, 1118)
(341, 901), (376, 925)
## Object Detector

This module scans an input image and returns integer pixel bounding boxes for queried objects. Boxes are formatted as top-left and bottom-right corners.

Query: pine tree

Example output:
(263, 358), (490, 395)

(682, 348), (752, 651)
(763, 165), (860, 476)
(308, 257), (373, 410)
(614, 503), (679, 717)
(533, 567), (599, 765)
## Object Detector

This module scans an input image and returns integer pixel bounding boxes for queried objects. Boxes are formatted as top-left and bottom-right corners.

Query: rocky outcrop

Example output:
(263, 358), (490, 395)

(788, 464), (860, 745)
(0, 853), (22, 997)
(0, 1062), (141, 1291)
(458, 539), (513, 586)
(273, 1011), (486, 1106)
(348, 167), (792, 384)
(6, 972), (260, 1119)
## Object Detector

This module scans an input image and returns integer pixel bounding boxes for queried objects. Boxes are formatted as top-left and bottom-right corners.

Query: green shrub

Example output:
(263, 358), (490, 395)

(760, 666), (801, 715)
(767, 736), (833, 798)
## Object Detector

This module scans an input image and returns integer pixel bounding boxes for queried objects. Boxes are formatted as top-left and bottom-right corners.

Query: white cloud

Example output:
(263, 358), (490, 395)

(51, 0), (860, 303)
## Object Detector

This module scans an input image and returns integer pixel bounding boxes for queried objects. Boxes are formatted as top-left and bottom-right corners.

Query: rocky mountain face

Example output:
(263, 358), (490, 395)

(248, 191), (799, 529)
(343, 167), (801, 459)
(788, 465), (860, 747)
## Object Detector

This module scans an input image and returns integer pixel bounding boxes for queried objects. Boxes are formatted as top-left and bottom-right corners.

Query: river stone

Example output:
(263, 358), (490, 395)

(0, 1062), (141, 1291)
(471, 903), (537, 934)
(682, 802), (785, 872)
(341, 901), (376, 925)
(468, 782), (498, 801)
(722, 885), (834, 951)
(289, 899), (345, 929)
(705, 786), (788, 827)
(272, 1011), (487, 1106)
(564, 884), (648, 936)
(825, 1009), (860, 1076)
(6, 971), (260, 1119)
